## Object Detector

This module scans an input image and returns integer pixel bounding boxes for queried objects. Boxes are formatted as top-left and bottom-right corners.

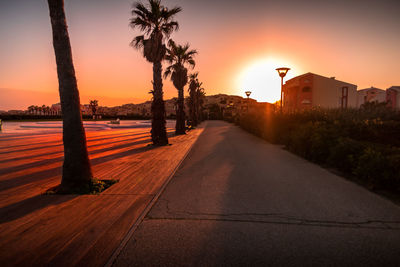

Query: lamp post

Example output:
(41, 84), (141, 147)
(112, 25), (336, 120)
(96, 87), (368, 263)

(244, 91), (251, 113)
(276, 67), (290, 112)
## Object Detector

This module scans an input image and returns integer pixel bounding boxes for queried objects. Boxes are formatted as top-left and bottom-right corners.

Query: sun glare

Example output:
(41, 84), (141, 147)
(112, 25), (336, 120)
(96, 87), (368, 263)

(236, 58), (300, 103)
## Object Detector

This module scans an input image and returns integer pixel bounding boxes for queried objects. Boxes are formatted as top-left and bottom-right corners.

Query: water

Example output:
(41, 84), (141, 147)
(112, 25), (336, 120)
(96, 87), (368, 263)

(0, 120), (175, 135)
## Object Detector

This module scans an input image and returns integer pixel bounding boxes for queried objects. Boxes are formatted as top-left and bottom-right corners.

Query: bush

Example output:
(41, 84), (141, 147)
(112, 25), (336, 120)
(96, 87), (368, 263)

(236, 107), (400, 194)
(327, 137), (365, 173)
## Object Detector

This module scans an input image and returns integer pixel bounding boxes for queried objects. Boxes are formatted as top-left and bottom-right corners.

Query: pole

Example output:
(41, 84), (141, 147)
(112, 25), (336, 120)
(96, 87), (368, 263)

(280, 76), (283, 113)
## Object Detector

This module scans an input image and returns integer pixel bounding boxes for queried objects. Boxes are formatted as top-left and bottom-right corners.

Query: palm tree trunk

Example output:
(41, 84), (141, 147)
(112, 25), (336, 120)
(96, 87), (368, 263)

(48, 0), (93, 191)
(151, 61), (168, 145)
(176, 88), (186, 134)
(192, 93), (198, 127)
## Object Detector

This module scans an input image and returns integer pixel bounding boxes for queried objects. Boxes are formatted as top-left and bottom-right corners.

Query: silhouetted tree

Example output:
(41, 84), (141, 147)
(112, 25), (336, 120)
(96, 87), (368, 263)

(47, 0), (93, 192)
(196, 82), (206, 122)
(89, 99), (98, 118)
(164, 40), (197, 134)
(27, 105), (35, 115)
(188, 72), (199, 126)
(130, 0), (181, 145)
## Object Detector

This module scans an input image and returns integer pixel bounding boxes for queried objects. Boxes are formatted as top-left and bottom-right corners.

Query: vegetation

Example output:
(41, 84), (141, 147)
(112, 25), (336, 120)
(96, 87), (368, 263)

(89, 100), (99, 118)
(187, 73), (206, 125)
(164, 40), (197, 134)
(130, 0), (181, 145)
(188, 73), (199, 125)
(27, 105), (60, 115)
(237, 106), (400, 194)
(47, 0), (94, 192)
(45, 179), (119, 195)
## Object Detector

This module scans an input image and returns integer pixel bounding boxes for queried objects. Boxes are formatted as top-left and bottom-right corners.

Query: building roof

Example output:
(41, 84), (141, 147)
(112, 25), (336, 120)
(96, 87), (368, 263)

(357, 86), (385, 92)
(388, 86), (400, 92)
(285, 72), (357, 86)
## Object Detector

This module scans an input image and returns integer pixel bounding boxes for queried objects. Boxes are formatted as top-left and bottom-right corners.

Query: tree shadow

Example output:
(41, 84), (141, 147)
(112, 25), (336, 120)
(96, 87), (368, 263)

(0, 137), (165, 192)
(0, 133), (150, 163)
(0, 194), (77, 224)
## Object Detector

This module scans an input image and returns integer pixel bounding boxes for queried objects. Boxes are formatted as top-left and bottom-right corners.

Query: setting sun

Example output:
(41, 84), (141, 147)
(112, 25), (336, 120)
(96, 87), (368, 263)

(236, 57), (300, 103)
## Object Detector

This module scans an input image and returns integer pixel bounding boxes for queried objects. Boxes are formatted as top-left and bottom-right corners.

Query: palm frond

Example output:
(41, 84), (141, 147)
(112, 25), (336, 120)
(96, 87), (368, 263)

(130, 0), (181, 48)
(164, 6), (182, 18)
(187, 59), (196, 68)
(167, 39), (177, 49)
(130, 17), (152, 34)
(163, 66), (173, 79)
(186, 49), (197, 57)
(130, 35), (145, 49)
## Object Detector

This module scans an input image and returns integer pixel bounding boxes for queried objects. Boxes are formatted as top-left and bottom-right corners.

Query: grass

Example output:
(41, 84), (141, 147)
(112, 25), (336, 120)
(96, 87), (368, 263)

(44, 179), (119, 195)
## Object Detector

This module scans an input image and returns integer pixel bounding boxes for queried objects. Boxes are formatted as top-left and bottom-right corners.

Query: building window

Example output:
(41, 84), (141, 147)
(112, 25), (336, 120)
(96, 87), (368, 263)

(302, 87), (311, 92)
(341, 86), (348, 108)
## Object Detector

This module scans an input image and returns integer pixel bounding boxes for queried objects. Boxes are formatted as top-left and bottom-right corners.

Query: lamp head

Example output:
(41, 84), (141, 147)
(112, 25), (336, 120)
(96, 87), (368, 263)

(276, 67), (290, 78)
(245, 91), (252, 97)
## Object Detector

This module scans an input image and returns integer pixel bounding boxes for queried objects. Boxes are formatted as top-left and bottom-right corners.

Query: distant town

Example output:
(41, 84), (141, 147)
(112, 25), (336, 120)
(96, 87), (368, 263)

(1, 72), (399, 118)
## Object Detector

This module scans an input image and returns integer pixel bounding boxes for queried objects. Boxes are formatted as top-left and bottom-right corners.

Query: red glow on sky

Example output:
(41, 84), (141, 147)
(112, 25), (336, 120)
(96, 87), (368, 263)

(0, 0), (399, 110)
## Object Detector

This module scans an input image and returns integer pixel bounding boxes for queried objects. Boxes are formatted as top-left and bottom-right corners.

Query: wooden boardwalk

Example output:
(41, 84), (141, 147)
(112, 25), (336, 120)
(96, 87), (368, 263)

(0, 123), (204, 266)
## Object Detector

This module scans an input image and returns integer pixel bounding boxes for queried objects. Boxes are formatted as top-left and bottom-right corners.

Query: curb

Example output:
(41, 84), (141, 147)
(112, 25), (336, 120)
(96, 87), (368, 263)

(105, 123), (206, 267)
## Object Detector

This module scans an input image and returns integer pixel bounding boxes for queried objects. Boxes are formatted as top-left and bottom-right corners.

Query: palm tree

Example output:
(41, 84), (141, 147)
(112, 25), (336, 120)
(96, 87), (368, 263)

(89, 100), (98, 119)
(47, 0), (93, 192)
(164, 40), (197, 134)
(188, 72), (199, 126)
(196, 84), (206, 122)
(28, 105), (35, 115)
(130, 0), (181, 145)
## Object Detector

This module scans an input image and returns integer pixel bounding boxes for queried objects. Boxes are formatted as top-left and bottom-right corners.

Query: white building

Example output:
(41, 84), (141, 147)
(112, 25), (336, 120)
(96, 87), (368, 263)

(387, 86), (400, 110)
(356, 87), (386, 107)
(283, 73), (357, 111)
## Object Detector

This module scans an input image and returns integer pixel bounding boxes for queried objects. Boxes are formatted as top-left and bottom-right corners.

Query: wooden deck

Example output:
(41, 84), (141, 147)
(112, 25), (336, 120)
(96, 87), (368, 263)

(0, 123), (205, 266)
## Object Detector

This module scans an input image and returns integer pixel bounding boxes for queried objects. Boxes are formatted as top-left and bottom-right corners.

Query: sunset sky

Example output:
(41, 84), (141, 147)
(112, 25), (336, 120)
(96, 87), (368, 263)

(0, 0), (399, 110)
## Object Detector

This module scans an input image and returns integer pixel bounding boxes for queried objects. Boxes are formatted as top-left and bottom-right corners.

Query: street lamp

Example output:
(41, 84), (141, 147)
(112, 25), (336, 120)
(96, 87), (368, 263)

(276, 67), (290, 112)
(244, 91), (251, 113)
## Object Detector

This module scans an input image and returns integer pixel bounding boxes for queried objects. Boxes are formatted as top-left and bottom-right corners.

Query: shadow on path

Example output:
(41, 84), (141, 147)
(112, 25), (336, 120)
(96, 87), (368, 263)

(0, 194), (77, 224)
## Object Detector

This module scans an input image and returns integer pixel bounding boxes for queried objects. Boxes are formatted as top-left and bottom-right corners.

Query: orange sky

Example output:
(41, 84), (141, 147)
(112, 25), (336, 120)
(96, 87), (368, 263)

(1, 0), (399, 110)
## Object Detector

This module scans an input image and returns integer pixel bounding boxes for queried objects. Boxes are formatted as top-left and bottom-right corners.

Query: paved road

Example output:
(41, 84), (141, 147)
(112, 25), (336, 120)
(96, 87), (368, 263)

(113, 121), (400, 266)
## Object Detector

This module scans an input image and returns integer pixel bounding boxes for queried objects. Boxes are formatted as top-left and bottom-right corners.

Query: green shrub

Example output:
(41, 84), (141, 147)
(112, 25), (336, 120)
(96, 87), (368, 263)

(236, 107), (400, 193)
(327, 137), (365, 173)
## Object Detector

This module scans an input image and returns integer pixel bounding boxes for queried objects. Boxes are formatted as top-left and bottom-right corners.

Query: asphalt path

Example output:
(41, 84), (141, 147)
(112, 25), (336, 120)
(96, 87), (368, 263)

(113, 120), (400, 266)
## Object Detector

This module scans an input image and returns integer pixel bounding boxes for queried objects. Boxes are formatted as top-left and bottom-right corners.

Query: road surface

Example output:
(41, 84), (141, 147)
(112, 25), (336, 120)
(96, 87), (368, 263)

(114, 120), (400, 266)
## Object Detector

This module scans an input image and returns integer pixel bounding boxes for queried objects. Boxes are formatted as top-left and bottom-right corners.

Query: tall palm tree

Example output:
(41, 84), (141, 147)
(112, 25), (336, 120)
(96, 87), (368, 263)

(47, 0), (93, 192)
(196, 83), (206, 122)
(130, 0), (181, 145)
(164, 40), (197, 134)
(188, 72), (199, 126)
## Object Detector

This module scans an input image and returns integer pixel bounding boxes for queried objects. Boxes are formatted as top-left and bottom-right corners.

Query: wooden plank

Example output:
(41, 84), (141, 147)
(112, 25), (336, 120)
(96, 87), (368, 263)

(0, 123), (205, 266)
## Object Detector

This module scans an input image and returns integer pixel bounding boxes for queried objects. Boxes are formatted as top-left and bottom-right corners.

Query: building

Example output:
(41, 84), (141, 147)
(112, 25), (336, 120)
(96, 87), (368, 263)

(283, 72), (357, 111)
(357, 87), (386, 107)
(38, 94), (268, 119)
(386, 86), (400, 110)
(203, 94), (257, 118)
